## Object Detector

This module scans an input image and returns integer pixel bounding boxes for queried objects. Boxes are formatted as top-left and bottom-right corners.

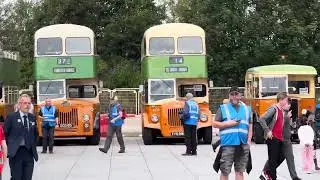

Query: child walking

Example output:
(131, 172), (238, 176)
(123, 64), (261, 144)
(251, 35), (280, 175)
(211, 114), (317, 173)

(298, 118), (315, 174)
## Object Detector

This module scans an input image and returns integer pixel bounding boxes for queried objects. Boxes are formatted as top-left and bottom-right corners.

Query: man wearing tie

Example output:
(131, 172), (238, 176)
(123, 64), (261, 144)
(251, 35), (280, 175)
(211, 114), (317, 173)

(4, 94), (38, 180)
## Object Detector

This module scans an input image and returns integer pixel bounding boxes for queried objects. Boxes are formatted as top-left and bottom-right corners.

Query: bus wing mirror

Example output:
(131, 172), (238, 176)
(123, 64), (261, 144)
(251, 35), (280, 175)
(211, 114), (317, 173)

(139, 85), (144, 93)
(0, 81), (3, 99)
(99, 81), (104, 88)
(317, 76), (320, 84)
(253, 81), (258, 88)
(209, 80), (213, 88)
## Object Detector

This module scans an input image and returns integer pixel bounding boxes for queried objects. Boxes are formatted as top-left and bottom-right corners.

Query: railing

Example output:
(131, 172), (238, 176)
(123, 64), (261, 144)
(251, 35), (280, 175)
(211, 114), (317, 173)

(0, 51), (19, 61)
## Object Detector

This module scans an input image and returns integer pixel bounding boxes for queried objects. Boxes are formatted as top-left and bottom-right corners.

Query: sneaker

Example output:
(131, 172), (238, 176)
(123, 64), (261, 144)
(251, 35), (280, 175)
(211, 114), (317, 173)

(99, 148), (108, 154)
(118, 149), (125, 153)
(259, 171), (271, 180)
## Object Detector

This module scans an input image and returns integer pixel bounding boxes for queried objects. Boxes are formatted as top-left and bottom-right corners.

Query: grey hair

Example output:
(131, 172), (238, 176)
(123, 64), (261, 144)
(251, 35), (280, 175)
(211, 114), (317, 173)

(186, 93), (193, 100)
(17, 94), (31, 103)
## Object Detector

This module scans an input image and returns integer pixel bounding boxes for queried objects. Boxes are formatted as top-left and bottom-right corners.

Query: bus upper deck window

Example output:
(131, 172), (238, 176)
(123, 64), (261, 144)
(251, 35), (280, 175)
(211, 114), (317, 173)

(149, 37), (174, 55)
(66, 37), (91, 54)
(37, 37), (62, 55)
(178, 36), (203, 54)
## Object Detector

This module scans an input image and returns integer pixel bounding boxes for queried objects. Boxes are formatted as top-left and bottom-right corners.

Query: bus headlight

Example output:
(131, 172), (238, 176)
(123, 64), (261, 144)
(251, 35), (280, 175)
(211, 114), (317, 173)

(302, 109), (307, 115)
(151, 115), (159, 123)
(83, 114), (90, 121)
(200, 113), (208, 122)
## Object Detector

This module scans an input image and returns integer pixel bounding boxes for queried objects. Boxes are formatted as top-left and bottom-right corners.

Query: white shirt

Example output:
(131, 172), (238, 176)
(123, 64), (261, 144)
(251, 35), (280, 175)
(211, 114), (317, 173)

(298, 125), (314, 145)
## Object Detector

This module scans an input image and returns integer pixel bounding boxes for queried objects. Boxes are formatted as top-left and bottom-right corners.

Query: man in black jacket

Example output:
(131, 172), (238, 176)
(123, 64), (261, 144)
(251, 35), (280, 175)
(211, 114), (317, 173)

(4, 94), (38, 180)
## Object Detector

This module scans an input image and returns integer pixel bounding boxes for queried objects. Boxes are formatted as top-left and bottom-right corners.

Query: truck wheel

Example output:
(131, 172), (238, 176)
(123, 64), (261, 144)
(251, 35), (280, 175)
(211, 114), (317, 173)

(142, 128), (154, 145)
(203, 127), (212, 144)
(86, 129), (101, 145)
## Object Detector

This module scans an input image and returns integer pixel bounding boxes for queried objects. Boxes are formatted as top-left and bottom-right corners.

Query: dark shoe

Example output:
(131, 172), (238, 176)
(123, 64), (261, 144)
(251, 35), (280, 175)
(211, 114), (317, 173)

(99, 148), (108, 154)
(41, 151), (47, 154)
(49, 151), (53, 154)
(293, 177), (301, 180)
(212, 144), (218, 152)
(259, 171), (271, 180)
(182, 152), (192, 156)
(118, 149), (125, 153)
(191, 151), (197, 155)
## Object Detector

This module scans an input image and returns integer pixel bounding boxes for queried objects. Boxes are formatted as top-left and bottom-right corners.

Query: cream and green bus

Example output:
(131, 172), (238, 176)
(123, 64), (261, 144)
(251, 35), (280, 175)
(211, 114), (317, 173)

(140, 23), (212, 145)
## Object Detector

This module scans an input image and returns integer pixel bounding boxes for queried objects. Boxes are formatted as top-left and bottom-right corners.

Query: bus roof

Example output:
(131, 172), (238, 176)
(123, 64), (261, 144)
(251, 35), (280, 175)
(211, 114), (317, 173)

(144, 23), (205, 38)
(35, 24), (94, 38)
(246, 64), (317, 75)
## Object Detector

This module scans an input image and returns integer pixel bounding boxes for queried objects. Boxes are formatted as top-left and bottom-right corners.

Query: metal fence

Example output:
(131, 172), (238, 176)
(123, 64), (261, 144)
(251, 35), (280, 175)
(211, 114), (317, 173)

(99, 87), (320, 115)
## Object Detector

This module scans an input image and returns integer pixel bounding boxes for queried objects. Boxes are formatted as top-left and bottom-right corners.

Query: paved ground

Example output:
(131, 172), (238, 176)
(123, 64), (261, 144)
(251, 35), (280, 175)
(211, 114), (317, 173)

(2, 137), (320, 180)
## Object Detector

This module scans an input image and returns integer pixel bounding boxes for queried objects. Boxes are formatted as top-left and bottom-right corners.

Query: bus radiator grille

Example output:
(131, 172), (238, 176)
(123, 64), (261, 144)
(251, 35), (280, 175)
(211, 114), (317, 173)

(58, 108), (78, 128)
(167, 108), (183, 127)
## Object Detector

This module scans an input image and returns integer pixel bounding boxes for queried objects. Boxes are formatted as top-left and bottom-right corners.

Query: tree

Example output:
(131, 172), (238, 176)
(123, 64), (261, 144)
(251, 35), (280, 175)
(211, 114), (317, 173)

(0, 0), (166, 88)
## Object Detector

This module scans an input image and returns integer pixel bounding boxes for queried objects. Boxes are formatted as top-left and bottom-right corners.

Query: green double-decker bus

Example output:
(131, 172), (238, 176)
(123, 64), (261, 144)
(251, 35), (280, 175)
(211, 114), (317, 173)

(140, 23), (212, 145)
(34, 24), (101, 144)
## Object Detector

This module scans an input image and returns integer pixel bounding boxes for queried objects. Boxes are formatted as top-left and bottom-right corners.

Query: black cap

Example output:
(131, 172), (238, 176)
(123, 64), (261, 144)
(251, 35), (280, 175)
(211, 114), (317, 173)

(229, 86), (240, 93)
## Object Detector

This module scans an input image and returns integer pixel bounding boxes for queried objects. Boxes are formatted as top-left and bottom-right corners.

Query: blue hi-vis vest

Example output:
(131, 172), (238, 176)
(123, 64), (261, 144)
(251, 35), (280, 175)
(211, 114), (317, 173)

(41, 106), (57, 127)
(219, 102), (251, 146)
(184, 100), (199, 125)
(110, 104), (123, 127)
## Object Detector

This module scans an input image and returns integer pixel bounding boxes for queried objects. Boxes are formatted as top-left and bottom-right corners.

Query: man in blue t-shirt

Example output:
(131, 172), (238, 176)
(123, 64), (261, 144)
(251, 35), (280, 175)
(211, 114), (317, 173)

(99, 96), (125, 154)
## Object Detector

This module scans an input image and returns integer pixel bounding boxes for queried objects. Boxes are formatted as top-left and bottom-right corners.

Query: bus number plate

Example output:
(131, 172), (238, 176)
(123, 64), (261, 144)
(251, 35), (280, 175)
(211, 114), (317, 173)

(171, 132), (184, 136)
(60, 124), (72, 128)
(53, 67), (76, 73)
(57, 57), (72, 65)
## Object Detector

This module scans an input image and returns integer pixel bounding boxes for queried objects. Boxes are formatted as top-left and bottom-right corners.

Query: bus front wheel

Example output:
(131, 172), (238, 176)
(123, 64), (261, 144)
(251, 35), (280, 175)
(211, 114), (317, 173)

(142, 128), (155, 145)
(202, 127), (212, 144)
(86, 129), (101, 145)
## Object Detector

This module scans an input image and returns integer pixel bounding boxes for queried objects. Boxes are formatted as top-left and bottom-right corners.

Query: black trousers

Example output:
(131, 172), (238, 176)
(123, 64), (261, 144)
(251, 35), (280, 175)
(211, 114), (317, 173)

(42, 126), (55, 152)
(103, 125), (125, 151)
(263, 140), (299, 179)
(183, 124), (197, 153)
(9, 147), (34, 180)
(266, 138), (285, 180)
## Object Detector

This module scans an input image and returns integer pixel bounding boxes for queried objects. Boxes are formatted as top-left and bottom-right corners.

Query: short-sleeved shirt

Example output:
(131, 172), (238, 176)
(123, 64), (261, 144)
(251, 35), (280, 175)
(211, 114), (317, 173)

(215, 105), (253, 124)
(38, 106), (59, 118)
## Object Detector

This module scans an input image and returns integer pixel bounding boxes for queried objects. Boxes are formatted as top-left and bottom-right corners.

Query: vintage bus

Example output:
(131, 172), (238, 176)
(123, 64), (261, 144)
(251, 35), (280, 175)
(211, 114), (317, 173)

(34, 24), (101, 145)
(0, 51), (20, 124)
(245, 64), (318, 144)
(140, 23), (212, 145)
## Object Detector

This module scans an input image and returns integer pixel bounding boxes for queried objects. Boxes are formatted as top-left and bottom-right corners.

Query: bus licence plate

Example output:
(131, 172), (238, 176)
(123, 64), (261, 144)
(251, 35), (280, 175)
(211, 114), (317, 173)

(171, 132), (184, 136)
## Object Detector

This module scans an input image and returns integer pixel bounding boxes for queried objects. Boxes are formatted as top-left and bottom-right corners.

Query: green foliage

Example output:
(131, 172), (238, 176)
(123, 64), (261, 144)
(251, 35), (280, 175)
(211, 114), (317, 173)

(0, 0), (166, 88)
(170, 0), (320, 86)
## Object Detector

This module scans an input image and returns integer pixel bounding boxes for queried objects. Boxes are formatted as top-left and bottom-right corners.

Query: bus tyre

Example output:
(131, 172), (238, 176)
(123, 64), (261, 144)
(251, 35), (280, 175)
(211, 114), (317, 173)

(254, 123), (264, 144)
(37, 137), (43, 146)
(203, 127), (212, 144)
(142, 128), (154, 145)
(87, 129), (101, 145)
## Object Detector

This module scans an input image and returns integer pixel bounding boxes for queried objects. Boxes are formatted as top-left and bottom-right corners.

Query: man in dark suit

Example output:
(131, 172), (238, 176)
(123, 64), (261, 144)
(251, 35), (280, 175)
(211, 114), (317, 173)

(4, 94), (38, 180)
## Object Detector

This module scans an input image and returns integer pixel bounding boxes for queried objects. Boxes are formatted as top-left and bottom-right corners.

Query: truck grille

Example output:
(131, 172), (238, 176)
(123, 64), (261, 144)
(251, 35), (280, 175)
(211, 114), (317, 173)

(58, 108), (78, 128)
(168, 108), (183, 126)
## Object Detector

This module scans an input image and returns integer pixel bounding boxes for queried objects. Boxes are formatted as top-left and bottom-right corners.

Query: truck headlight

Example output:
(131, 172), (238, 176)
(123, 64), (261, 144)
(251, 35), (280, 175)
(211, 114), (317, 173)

(200, 113), (208, 122)
(83, 114), (90, 121)
(151, 115), (159, 123)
